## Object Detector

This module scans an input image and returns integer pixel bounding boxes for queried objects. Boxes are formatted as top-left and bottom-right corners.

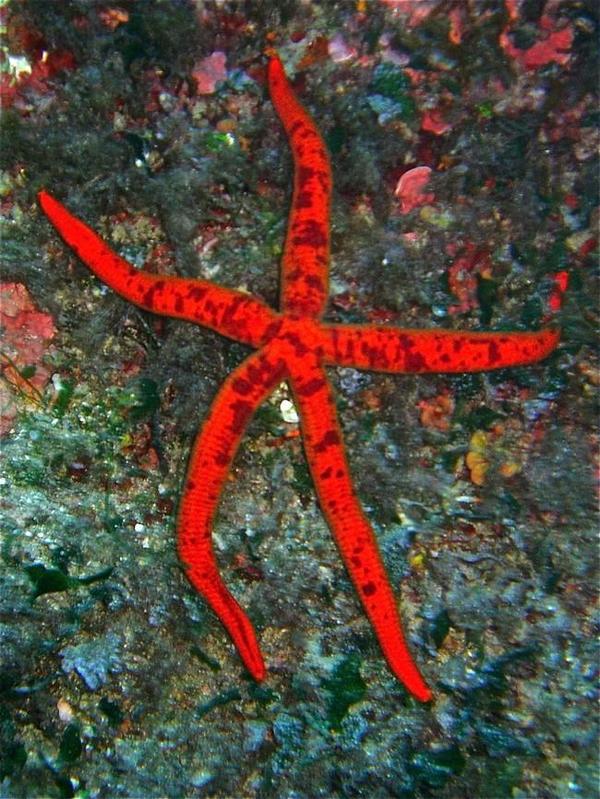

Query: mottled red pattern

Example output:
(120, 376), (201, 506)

(37, 53), (565, 702)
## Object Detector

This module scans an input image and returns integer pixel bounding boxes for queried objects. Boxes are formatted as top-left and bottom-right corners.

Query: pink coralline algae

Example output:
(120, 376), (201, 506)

(421, 108), (451, 136)
(394, 166), (434, 214)
(0, 283), (56, 435)
(191, 51), (227, 95)
(500, 5), (574, 70)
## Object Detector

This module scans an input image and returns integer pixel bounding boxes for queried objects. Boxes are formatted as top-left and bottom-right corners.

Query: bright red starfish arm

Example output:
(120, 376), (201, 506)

(267, 52), (332, 318)
(37, 50), (564, 703)
(178, 346), (287, 681)
(290, 352), (432, 701)
(322, 323), (560, 373)
(37, 189), (276, 348)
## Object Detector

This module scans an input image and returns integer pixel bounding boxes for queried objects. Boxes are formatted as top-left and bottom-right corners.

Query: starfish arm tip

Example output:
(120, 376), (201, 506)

(414, 685), (433, 703)
(37, 188), (52, 210)
(396, 671), (432, 703)
(250, 663), (267, 682)
(391, 663), (433, 702)
(240, 649), (266, 682)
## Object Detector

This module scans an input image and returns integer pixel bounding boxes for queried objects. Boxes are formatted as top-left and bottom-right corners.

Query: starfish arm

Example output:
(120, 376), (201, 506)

(322, 324), (560, 373)
(268, 54), (332, 319)
(38, 190), (276, 347)
(177, 345), (287, 680)
(289, 356), (432, 701)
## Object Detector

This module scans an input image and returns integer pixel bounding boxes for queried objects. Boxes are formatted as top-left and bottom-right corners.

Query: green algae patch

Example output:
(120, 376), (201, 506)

(324, 654), (366, 731)
(98, 697), (125, 727)
(124, 377), (160, 422)
(57, 723), (82, 767)
(457, 404), (503, 433)
(25, 564), (72, 596)
(52, 377), (75, 417)
(25, 563), (113, 598)
(367, 63), (416, 123)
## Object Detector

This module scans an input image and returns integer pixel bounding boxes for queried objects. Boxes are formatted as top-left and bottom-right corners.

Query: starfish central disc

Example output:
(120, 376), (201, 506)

(263, 315), (326, 358)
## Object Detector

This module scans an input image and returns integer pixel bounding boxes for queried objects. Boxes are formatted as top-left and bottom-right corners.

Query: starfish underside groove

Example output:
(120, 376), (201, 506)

(38, 53), (563, 702)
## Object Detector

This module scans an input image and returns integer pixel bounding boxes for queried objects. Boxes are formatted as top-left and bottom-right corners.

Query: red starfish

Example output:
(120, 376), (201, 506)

(37, 53), (564, 703)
